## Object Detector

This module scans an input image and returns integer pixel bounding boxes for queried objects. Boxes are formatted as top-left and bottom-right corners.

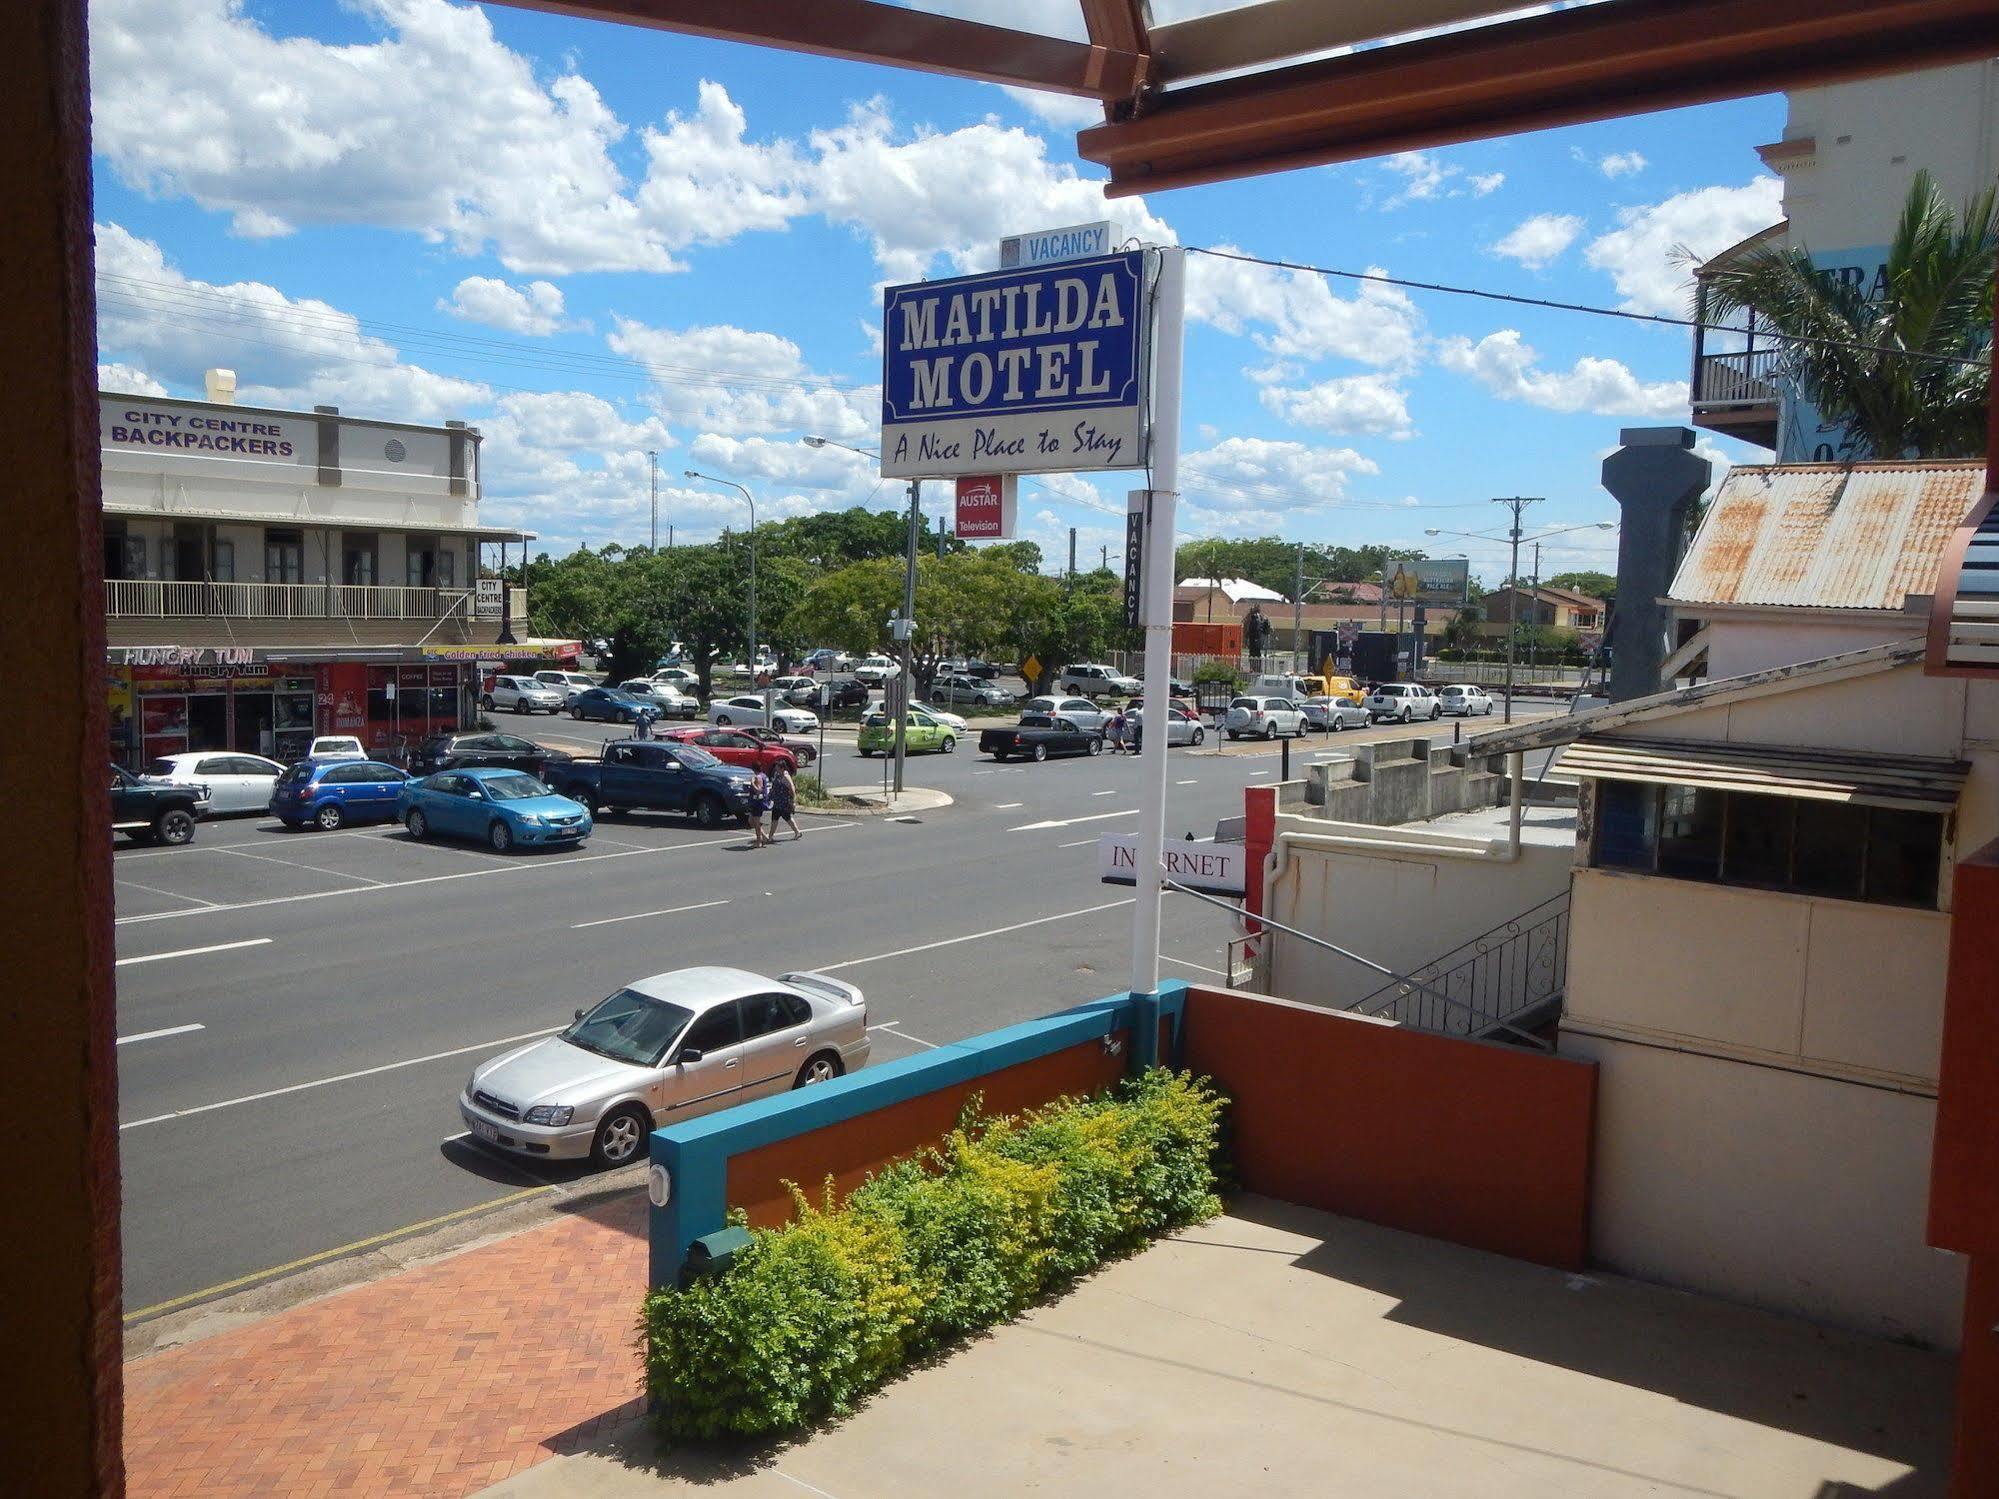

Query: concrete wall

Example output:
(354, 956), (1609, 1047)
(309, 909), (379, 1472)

(1564, 866), (1963, 1345)
(1262, 815), (1574, 1008)
(1181, 986), (1598, 1269)
(1301, 739), (1508, 827)
(1702, 615), (1924, 681)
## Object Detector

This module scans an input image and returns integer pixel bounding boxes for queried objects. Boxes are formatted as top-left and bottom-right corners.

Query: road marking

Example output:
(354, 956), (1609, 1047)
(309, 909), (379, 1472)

(115, 877), (221, 908)
(571, 898), (731, 930)
(820, 898), (1135, 972)
(1091, 789), (1117, 797)
(122, 1184), (554, 1324)
(118, 1024), (568, 1131)
(118, 1023), (205, 1046)
(866, 1020), (943, 1050)
(1164, 956), (1228, 978)
(993, 802), (1024, 810)
(115, 822), (861, 926)
(1176, 779), (1199, 786)
(116, 937), (272, 967)
(201, 843), (389, 887)
(1249, 770), (1271, 778)
(1008, 808), (1137, 832)
(1057, 838), (1098, 849)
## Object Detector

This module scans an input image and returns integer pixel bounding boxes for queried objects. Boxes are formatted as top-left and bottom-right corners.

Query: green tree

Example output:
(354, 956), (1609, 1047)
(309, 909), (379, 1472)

(789, 552), (1027, 694)
(1700, 169), (1996, 459)
(757, 507), (958, 570)
(1173, 536), (1425, 599)
(1543, 571), (1616, 601)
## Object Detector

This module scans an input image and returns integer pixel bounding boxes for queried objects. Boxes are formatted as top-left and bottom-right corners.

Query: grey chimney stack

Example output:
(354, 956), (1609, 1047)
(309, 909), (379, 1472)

(1601, 427), (1709, 703)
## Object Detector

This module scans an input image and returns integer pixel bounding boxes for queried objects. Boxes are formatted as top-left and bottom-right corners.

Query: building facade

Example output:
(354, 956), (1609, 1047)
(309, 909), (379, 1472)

(101, 372), (539, 767)
(1478, 583), (1605, 634)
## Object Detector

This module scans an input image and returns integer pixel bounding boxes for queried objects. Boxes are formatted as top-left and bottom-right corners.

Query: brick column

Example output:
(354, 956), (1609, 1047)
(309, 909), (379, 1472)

(2, 0), (125, 1491)
(1243, 782), (1279, 933)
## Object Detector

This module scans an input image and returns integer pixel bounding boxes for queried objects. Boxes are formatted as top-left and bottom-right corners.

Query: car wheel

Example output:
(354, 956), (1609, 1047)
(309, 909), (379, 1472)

(859, 747), (875, 758)
(591, 1105), (651, 1168)
(1400, 707), (1413, 724)
(489, 820), (513, 852)
(1192, 728), (1205, 745)
(154, 808), (197, 845)
(480, 693), (494, 710)
(1087, 736), (1103, 756)
(940, 735), (956, 754)
(314, 802), (345, 832)
(1430, 705), (1442, 720)
(574, 791), (598, 817)
(1262, 721), (1276, 740)
(794, 1052), (843, 1087)
(1032, 743), (1049, 762)
(692, 793), (724, 829)
(406, 809), (428, 840)
(570, 706), (584, 720)
(1227, 730), (1239, 741)
(714, 714), (733, 727)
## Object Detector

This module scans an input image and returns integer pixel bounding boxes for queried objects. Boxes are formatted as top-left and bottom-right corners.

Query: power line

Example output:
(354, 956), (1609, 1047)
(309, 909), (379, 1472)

(1185, 245), (1990, 368)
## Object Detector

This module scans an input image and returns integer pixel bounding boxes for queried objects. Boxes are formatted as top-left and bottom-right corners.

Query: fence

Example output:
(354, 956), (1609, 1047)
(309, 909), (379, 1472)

(1345, 891), (1570, 1039)
(105, 578), (477, 621)
(1694, 347), (1782, 407)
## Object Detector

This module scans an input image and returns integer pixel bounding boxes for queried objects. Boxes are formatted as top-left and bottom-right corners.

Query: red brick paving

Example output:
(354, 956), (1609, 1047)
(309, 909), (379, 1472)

(124, 1193), (650, 1498)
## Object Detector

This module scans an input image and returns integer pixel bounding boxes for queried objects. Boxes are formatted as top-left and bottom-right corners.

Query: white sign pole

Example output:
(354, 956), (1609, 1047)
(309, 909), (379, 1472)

(1130, 248), (1186, 1033)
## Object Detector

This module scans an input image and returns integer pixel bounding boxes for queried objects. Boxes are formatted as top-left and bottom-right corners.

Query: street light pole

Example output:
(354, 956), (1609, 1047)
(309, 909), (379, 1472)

(1492, 497), (1542, 724)
(648, 450), (659, 551)
(1528, 541), (1543, 676)
(683, 469), (758, 692)
(895, 478), (921, 797)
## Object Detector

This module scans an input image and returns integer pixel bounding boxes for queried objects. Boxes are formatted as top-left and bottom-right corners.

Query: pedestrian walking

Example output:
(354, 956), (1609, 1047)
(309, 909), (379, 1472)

(633, 708), (653, 740)
(769, 760), (801, 842)
(1107, 704), (1128, 753)
(748, 767), (773, 846)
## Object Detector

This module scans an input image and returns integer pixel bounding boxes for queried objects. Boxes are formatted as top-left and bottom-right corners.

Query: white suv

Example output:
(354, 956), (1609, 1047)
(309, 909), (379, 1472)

(852, 656), (901, 685)
(1058, 663), (1142, 698)
(534, 670), (599, 702)
(484, 674), (565, 715)
(1437, 684), (1495, 717)
(1223, 696), (1306, 740)
(1365, 683), (1442, 722)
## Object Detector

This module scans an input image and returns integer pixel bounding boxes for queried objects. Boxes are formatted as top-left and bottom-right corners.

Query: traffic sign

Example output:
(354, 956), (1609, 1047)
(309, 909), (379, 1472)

(1021, 653), (1042, 686)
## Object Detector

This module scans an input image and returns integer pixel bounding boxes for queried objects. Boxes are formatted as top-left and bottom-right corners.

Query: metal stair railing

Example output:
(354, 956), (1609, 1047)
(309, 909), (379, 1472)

(1347, 891), (1569, 1040)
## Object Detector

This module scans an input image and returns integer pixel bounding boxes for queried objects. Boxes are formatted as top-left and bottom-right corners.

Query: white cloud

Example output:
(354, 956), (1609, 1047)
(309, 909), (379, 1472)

(1178, 437), (1379, 514)
(93, 221), (489, 421)
(606, 316), (876, 443)
(1188, 248), (1424, 369)
(1599, 151), (1648, 179)
(1258, 374), (1415, 439)
(1437, 329), (1686, 418)
(1469, 172), (1506, 197)
(1374, 151), (1503, 208)
(1583, 177), (1784, 316)
(440, 277), (570, 336)
(98, 361), (165, 396)
(1491, 213), (1585, 271)
(998, 85), (1104, 130)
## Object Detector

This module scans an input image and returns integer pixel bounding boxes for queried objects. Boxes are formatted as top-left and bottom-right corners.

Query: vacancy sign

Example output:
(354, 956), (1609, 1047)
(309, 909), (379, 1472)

(880, 251), (1147, 478)
(955, 475), (1018, 540)
(1098, 835), (1246, 896)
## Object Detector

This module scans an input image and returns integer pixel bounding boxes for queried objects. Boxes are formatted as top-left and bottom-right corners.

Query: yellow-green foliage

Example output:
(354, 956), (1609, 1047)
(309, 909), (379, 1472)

(640, 1069), (1226, 1442)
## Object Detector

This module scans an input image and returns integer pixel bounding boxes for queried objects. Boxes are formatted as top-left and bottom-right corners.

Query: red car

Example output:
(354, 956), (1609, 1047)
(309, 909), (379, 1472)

(660, 726), (799, 775)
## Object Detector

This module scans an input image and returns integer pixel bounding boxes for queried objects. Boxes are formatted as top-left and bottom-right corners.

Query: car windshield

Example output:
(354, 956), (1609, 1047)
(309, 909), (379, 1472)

(673, 744), (722, 768)
(561, 989), (695, 1066)
(480, 772), (550, 801)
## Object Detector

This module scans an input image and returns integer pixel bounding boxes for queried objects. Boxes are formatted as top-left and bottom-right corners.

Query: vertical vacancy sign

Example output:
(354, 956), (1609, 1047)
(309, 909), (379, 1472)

(880, 252), (1148, 478)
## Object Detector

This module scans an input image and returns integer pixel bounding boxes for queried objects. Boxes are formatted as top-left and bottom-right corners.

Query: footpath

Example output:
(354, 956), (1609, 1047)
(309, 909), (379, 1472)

(123, 1192), (652, 1498)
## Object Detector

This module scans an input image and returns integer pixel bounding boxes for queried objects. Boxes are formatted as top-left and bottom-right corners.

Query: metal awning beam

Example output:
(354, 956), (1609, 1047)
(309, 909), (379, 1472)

(1081, 0), (1999, 195)
(498, 0), (1149, 99)
(1150, 0), (1497, 85)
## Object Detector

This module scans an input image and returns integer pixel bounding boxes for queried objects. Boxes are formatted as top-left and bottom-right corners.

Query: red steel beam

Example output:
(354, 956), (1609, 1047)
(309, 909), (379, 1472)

(495, 0), (1148, 99)
(1079, 0), (1999, 194)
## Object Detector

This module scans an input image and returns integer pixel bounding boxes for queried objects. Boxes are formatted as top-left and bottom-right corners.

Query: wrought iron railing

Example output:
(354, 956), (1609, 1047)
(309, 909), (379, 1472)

(1346, 891), (1569, 1039)
(1694, 348), (1782, 407)
(105, 578), (476, 621)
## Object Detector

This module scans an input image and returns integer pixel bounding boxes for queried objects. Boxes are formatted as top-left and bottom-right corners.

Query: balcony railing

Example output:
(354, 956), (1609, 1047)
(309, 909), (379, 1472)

(1694, 347), (1782, 408)
(105, 578), (480, 621)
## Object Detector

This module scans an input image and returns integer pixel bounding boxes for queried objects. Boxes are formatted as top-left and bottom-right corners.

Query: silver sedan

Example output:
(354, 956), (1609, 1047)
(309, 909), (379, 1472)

(1126, 707), (1206, 748)
(459, 966), (871, 1167)
(1301, 697), (1372, 732)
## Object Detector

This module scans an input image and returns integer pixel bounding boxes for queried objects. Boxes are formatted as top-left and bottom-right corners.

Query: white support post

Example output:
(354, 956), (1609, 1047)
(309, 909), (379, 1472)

(1130, 248), (1186, 1050)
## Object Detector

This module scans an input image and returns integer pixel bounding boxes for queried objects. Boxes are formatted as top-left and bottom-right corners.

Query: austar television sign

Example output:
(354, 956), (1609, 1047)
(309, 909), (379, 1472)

(880, 251), (1147, 478)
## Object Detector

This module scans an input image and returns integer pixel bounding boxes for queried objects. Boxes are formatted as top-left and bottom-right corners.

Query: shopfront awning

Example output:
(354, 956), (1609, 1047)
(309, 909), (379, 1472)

(1563, 734), (1968, 811)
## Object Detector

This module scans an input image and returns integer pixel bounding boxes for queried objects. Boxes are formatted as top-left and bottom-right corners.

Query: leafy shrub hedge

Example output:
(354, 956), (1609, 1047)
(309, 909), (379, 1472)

(640, 1068), (1227, 1442)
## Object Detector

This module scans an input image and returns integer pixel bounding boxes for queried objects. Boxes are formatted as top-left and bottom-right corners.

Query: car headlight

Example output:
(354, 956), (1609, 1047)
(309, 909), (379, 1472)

(516, 813), (544, 826)
(523, 1104), (573, 1126)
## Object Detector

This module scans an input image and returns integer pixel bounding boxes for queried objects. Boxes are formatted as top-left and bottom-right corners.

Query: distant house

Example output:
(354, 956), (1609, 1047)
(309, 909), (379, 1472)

(1173, 576), (1287, 621)
(1478, 584), (1605, 634)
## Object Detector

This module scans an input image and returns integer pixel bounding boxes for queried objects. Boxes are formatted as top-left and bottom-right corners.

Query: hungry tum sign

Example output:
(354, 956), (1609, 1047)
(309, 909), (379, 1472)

(880, 251), (1147, 478)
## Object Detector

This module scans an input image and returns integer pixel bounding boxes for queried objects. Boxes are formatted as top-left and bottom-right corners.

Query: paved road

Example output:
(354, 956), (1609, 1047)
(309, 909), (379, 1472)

(114, 704), (1565, 1317)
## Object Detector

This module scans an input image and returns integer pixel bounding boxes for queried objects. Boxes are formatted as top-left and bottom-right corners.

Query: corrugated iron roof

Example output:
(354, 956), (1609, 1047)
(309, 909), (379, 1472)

(1564, 734), (1967, 811)
(1670, 461), (1984, 612)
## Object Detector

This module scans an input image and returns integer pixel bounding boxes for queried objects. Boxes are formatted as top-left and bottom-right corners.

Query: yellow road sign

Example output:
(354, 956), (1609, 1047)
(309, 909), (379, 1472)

(1021, 653), (1042, 683)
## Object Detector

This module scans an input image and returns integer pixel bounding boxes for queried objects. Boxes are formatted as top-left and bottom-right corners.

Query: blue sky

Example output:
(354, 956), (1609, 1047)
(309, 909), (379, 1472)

(88, 0), (1788, 584)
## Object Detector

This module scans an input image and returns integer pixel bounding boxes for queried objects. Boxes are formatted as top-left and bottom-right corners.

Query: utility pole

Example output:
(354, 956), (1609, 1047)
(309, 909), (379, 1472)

(1101, 544), (1110, 571)
(1493, 496), (1543, 723)
(1529, 541), (1543, 675)
(893, 479), (921, 797)
(1293, 544), (1306, 674)
(1068, 527), (1077, 579)
(648, 450), (659, 550)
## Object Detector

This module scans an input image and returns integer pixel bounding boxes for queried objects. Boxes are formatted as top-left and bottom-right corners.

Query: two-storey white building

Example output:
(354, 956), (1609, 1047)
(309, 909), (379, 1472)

(101, 370), (542, 766)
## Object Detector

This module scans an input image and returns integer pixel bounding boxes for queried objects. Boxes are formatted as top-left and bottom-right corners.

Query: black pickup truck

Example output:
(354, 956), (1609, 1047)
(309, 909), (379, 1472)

(543, 739), (762, 828)
(977, 714), (1104, 763)
(109, 763), (206, 845)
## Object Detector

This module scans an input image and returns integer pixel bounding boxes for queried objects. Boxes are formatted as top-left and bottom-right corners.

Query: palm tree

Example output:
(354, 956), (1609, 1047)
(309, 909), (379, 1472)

(1699, 170), (1995, 459)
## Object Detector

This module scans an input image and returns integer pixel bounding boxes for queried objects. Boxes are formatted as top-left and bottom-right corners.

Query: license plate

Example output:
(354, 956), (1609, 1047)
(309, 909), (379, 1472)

(472, 1119), (500, 1143)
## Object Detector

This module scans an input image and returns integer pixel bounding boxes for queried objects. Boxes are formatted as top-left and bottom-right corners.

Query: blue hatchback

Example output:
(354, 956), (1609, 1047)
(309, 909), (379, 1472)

(398, 767), (593, 852)
(271, 758), (410, 831)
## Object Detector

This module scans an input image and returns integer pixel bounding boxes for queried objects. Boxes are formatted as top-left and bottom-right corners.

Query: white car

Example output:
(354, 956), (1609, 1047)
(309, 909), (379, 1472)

(484, 674), (565, 715)
(1300, 697), (1371, 732)
(917, 702), (969, 733)
(852, 655), (902, 684)
(1019, 695), (1110, 733)
(1058, 662), (1142, 698)
(143, 751), (285, 814)
(708, 694), (820, 733)
(459, 966), (872, 1167)
(1223, 697), (1306, 740)
(1127, 707), (1205, 748)
(619, 679), (701, 718)
(1437, 684), (1496, 717)
(770, 675), (821, 706)
(307, 735), (368, 760)
(534, 670), (601, 702)
(1365, 683), (1443, 722)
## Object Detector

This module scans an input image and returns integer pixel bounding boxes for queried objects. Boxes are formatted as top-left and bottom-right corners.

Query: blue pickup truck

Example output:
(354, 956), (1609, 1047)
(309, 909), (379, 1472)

(544, 739), (762, 829)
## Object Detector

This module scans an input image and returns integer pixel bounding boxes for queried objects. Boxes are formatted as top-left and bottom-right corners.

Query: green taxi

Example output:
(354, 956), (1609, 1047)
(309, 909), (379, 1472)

(857, 707), (958, 756)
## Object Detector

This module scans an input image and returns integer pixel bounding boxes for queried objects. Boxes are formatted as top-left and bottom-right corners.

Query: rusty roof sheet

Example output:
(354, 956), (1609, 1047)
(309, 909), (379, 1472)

(1670, 462), (1986, 612)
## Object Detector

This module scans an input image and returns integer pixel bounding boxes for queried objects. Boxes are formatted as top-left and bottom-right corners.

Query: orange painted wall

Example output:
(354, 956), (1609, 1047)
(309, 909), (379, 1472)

(1173, 621), (1242, 656)
(1181, 985), (1596, 1269)
(726, 1036), (1125, 1231)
